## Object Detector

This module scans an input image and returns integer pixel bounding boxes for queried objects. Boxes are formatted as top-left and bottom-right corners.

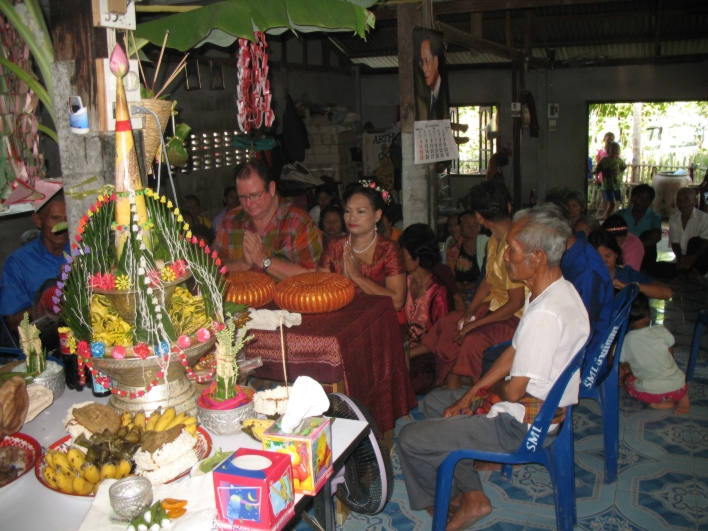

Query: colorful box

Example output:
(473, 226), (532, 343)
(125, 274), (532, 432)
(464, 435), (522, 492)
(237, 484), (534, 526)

(262, 416), (333, 496)
(213, 448), (295, 531)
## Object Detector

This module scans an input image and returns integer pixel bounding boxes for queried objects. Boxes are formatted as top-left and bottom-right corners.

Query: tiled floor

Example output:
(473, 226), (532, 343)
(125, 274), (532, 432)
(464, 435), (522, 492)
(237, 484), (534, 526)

(332, 287), (708, 531)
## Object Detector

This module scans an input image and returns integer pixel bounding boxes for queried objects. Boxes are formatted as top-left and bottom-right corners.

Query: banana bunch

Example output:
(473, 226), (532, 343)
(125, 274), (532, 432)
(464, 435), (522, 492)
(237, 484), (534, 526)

(144, 407), (198, 437)
(42, 447), (131, 495)
(241, 419), (274, 442)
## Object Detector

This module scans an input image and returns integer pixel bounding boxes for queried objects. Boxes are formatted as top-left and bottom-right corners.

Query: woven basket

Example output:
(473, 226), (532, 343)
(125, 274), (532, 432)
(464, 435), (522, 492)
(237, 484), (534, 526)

(274, 272), (354, 314)
(225, 271), (276, 308)
(140, 99), (173, 171)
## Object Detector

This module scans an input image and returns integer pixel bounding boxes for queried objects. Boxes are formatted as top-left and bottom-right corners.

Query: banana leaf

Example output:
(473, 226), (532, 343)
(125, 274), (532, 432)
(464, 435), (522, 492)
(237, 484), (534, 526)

(135, 0), (376, 52)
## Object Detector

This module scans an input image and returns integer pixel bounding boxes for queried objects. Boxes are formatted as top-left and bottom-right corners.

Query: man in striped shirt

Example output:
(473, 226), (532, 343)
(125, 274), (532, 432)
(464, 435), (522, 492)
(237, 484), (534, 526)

(214, 161), (323, 281)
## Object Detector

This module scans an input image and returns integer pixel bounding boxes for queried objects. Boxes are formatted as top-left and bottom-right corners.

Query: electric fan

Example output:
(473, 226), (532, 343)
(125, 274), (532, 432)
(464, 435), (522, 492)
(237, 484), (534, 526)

(326, 393), (393, 514)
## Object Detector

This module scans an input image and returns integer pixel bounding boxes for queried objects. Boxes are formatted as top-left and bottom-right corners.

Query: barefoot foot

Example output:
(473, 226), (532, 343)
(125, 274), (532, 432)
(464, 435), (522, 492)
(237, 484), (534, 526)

(675, 393), (690, 415)
(446, 491), (492, 531)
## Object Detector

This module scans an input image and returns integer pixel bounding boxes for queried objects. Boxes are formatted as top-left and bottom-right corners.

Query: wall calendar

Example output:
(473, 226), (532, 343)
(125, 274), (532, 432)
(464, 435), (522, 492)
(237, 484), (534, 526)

(413, 119), (458, 165)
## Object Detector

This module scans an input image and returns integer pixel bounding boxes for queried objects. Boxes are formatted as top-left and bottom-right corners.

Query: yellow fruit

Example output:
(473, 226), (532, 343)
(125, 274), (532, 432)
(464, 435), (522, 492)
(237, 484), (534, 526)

(184, 423), (197, 435)
(154, 408), (176, 431)
(165, 412), (187, 430)
(42, 466), (57, 487)
(100, 463), (117, 480)
(116, 459), (132, 479)
(44, 451), (56, 469)
(67, 448), (86, 469)
(54, 471), (74, 494)
(73, 475), (94, 495)
(133, 411), (146, 429)
(146, 408), (161, 431)
(121, 410), (133, 427)
(92, 480), (103, 495)
(81, 463), (100, 484)
(182, 416), (197, 426)
(52, 452), (70, 472)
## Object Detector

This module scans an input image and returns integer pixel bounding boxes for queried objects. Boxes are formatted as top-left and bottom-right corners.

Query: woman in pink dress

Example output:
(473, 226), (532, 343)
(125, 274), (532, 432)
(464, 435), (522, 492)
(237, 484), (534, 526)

(399, 223), (449, 393)
(318, 181), (406, 311)
(602, 214), (645, 271)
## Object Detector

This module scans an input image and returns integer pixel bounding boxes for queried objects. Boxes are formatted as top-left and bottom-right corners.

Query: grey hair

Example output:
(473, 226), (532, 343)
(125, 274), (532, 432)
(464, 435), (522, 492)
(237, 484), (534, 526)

(564, 190), (587, 210)
(577, 214), (601, 232)
(512, 205), (572, 266)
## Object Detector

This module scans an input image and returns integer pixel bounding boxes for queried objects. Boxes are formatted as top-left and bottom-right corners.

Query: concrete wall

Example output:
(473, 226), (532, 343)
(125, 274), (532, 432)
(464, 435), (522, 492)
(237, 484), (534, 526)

(361, 60), (708, 203)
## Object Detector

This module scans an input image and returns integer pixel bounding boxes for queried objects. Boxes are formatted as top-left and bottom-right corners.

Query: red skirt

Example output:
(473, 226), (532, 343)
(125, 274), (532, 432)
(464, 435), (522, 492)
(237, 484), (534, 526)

(422, 302), (520, 381)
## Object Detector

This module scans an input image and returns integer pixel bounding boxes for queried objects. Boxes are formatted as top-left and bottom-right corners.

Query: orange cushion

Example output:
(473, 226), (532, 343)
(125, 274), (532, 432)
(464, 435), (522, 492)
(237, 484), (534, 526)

(274, 272), (355, 314)
(225, 271), (276, 308)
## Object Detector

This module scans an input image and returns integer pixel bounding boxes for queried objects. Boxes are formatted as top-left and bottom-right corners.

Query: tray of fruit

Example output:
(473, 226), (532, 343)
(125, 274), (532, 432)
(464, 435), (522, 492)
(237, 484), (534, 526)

(35, 403), (211, 496)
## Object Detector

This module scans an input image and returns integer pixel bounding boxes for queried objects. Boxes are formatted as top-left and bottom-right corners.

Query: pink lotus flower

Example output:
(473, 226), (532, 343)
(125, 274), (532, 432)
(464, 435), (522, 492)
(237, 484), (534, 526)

(109, 43), (129, 78)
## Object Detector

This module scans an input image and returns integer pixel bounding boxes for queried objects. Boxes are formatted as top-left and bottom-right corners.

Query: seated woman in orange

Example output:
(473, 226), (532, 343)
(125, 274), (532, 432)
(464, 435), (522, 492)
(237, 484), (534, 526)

(318, 181), (407, 311)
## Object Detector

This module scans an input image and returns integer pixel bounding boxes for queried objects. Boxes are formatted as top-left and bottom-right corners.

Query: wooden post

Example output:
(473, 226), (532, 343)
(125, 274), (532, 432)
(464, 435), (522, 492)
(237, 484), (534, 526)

(512, 57), (522, 211)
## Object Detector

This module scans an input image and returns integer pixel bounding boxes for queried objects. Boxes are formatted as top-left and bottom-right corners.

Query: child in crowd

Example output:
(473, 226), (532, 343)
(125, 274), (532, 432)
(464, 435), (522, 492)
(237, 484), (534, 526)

(594, 141), (626, 220)
(309, 183), (335, 225)
(620, 293), (690, 414)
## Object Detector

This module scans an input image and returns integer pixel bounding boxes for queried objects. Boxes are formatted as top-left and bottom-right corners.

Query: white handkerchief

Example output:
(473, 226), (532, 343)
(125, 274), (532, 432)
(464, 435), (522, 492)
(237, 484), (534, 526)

(80, 473), (217, 531)
(24, 384), (53, 423)
(246, 308), (302, 331)
(279, 376), (330, 434)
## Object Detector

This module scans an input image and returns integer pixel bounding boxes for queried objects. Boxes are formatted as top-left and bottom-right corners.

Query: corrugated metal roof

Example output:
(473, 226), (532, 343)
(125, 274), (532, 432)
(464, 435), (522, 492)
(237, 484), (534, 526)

(335, 0), (708, 70)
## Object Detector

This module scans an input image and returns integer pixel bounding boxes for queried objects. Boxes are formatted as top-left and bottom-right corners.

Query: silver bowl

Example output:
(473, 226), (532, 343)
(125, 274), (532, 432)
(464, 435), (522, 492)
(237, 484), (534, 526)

(109, 476), (153, 519)
(32, 360), (65, 400)
(197, 387), (255, 435)
(92, 336), (217, 416)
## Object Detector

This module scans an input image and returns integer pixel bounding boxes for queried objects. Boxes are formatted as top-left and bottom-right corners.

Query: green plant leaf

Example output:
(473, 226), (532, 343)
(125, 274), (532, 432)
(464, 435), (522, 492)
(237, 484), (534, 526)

(135, 0), (374, 51)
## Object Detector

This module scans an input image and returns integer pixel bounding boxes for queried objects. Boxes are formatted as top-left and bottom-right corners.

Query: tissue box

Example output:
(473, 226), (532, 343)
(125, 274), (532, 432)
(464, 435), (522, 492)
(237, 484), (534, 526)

(262, 416), (333, 496)
(213, 448), (295, 531)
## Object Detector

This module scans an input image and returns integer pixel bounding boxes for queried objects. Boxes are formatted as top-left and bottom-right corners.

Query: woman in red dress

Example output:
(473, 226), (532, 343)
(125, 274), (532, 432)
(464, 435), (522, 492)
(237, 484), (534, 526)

(318, 181), (406, 311)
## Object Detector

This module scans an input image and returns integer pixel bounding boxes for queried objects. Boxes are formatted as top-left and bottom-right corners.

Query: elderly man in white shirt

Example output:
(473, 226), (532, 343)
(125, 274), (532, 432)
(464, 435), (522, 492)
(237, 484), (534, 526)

(397, 206), (589, 531)
(667, 187), (708, 285)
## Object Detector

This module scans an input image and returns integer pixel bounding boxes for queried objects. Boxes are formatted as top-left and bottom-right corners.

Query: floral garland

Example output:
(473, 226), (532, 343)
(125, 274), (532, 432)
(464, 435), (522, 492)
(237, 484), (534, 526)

(359, 179), (392, 204)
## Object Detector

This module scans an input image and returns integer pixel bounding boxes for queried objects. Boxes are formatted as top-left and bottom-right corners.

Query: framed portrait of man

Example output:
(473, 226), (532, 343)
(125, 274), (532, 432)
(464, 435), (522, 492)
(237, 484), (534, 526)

(413, 27), (449, 122)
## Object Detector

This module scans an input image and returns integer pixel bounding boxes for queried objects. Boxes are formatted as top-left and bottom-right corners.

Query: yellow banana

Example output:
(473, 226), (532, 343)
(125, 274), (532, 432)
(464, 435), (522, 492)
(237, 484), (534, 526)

(121, 410), (133, 427)
(42, 466), (57, 487)
(54, 471), (74, 494)
(182, 416), (197, 426)
(52, 452), (70, 472)
(154, 407), (176, 431)
(116, 459), (132, 479)
(184, 423), (197, 435)
(133, 411), (146, 429)
(100, 463), (117, 480)
(165, 412), (187, 430)
(73, 475), (94, 495)
(44, 450), (56, 469)
(81, 463), (101, 484)
(146, 408), (162, 431)
(67, 448), (86, 470)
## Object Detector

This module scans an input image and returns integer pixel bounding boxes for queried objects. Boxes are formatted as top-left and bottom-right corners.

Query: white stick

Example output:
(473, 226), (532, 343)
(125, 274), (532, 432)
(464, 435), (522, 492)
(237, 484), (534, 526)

(279, 315), (289, 398)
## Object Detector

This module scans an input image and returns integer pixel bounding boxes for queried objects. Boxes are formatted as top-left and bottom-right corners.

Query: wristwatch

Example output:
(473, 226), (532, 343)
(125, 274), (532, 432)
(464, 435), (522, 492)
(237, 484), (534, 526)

(262, 257), (272, 273)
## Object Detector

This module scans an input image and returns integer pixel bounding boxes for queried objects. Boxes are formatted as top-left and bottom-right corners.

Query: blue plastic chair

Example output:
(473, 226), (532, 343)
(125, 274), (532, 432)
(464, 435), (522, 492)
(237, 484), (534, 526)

(578, 283), (639, 484)
(687, 309), (708, 383)
(432, 347), (586, 531)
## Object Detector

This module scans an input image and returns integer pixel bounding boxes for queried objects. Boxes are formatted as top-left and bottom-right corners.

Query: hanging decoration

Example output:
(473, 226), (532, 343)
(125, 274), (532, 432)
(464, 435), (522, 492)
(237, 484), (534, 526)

(236, 32), (274, 133)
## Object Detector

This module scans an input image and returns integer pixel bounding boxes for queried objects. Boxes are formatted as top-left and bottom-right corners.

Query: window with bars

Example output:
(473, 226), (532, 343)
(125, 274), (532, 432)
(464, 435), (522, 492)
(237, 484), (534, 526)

(448, 105), (497, 174)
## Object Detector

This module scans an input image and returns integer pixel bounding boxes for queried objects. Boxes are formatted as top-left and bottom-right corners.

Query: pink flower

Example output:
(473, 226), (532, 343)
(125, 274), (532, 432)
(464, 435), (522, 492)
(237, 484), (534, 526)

(177, 335), (191, 349)
(196, 328), (211, 343)
(211, 251), (218, 260)
(111, 346), (126, 359)
(369, 183), (376, 189)
(109, 43), (129, 78)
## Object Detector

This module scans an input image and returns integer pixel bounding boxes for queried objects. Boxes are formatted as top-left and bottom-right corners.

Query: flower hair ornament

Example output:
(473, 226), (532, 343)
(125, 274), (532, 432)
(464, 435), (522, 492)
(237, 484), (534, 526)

(358, 179), (392, 205)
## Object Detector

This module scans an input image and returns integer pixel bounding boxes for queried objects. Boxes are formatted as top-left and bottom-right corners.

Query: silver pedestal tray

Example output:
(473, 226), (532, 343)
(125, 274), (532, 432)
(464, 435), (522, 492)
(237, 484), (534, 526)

(91, 336), (216, 416)
(197, 386), (255, 435)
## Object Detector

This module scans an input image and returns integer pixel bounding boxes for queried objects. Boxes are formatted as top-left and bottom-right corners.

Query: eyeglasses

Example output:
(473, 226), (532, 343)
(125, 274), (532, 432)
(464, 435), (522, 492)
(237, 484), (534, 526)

(418, 57), (435, 69)
(237, 189), (267, 202)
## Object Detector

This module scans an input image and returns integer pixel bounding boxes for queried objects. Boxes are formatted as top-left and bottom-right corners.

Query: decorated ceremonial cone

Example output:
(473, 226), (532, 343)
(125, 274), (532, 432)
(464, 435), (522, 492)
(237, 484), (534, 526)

(110, 44), (151, 258)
